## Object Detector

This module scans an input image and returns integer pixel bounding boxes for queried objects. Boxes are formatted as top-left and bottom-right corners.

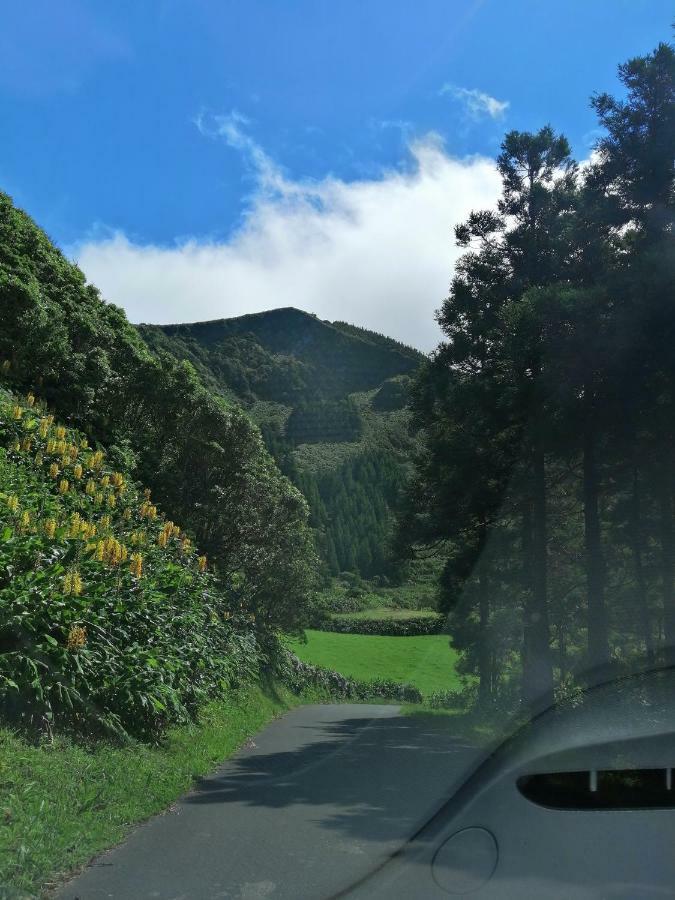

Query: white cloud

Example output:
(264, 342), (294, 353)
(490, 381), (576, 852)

(74, 117), (501, 351)
(440, 84), (509, 121)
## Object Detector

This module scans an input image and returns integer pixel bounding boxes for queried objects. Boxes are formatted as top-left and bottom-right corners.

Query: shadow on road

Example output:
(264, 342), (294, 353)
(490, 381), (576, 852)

(184, 707), (483, 845)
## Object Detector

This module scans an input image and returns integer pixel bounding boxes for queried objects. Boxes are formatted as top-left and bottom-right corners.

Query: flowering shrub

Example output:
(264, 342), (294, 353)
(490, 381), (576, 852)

(0, 391), (258, 739)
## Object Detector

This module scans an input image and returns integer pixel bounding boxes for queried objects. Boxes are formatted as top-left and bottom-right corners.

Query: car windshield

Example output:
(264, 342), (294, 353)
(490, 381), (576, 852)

(0, 3), (673, 899)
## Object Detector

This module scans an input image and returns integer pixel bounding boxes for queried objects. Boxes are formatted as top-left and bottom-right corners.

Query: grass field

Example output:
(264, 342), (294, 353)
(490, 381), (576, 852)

(331, 607), (439, 621)
(288, 631), (463, 696)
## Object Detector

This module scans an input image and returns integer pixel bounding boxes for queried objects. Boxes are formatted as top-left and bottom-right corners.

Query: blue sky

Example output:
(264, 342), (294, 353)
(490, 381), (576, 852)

(1, 1), (672, 347)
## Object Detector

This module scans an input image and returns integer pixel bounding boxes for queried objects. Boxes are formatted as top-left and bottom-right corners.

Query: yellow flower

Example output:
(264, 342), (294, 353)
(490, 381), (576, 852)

(171, 524), (180, 537)
(100, 475), (110, 488)
(11, 405), (23, 420)
(26, 393), (35, 408)
(58, 479), (69, 495)
(19, 510), (30, 532)
(55, 440), (66, 456)
(113, 542), (125, 566)
(63, 571), (83, 596)
(94, 492), (104, 506)
(99, 515), (111, 531)
(21, 438), (32, 452)
(198, 555), (207, 573)
(91, 450), (104, 470)
(1, 360), (10, 373)
(139, 501), (158, 520)
(69, 513), (81, 538)
(66, 625), (87, 651)
(80, 438), (89, 450)
(46, 439), (56, 454)
(181, 537), (192, 553)
(6, 496), (19, 514)
(34, 451), (44, 466)
(60, 454), (70, 468)
(49, 463), (59, 479)
(106, 494), (116, 509)
(10, 440), (20, 453)
(43, 519), (57, 539)
(38, 418), (49, 438)
(122, 507), (132, 520)
(95, 536), (126, 566)
(111, 472), (124, 488)
(143, 488), (151, 500)
(55, 426), (66, 440)
(157, 529), (169, 548)
(73, 463), (83, 479)
(85, 479), (96, 495)
(129, 553), (143, 578)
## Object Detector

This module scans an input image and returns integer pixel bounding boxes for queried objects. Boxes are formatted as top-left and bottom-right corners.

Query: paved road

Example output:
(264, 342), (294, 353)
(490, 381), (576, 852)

(56, 704), (482, 900)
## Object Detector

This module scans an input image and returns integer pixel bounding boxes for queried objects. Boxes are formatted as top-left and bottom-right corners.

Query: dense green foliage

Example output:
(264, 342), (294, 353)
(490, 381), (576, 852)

(371, 376), (412, 412)
(285, 397), (363, 445)
(140, 308), (420, 404)
(0, 392), (260, 738)
(318, 613), (445, 636)
(0, 195), (318, 633)
(140, 308), (422, 581)
(398, 40), (675, 711)
(301, 449), (406, 577)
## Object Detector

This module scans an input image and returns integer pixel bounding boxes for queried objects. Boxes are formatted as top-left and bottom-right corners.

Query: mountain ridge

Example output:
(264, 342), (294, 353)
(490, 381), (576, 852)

(137, 305), (424, 580)
(139, 306), (422, 406)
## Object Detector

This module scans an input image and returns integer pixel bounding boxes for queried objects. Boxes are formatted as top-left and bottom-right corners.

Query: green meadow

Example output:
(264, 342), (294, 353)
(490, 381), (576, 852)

(288, 630), (463, 696)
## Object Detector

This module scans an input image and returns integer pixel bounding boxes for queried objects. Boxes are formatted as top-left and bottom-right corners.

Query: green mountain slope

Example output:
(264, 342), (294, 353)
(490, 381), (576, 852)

(139, 307), (421, 405)
(139, 309), (425, 580)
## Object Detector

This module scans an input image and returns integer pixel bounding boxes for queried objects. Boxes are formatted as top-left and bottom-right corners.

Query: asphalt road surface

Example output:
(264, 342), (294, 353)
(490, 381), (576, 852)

(56, 704), (482, 900)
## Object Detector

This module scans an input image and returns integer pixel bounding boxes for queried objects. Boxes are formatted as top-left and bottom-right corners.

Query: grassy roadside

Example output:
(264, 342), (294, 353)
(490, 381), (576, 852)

(0, 682), (310, 899)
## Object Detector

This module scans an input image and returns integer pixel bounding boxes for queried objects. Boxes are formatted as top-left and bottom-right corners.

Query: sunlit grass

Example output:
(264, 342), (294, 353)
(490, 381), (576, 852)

(288, 630), (463, 696)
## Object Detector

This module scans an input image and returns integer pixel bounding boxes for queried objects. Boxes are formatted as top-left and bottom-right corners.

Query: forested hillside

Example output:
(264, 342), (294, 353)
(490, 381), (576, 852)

(139, 308), (421, 405)
(140, 309), (424, 580)
(399, 41), (675, 711)
(0, 193), (318, 635)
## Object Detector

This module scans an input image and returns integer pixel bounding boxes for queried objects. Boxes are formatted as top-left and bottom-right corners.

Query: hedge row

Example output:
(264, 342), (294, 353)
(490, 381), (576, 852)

(320, 613), (446, 637)
(278, 650), (423, 704)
